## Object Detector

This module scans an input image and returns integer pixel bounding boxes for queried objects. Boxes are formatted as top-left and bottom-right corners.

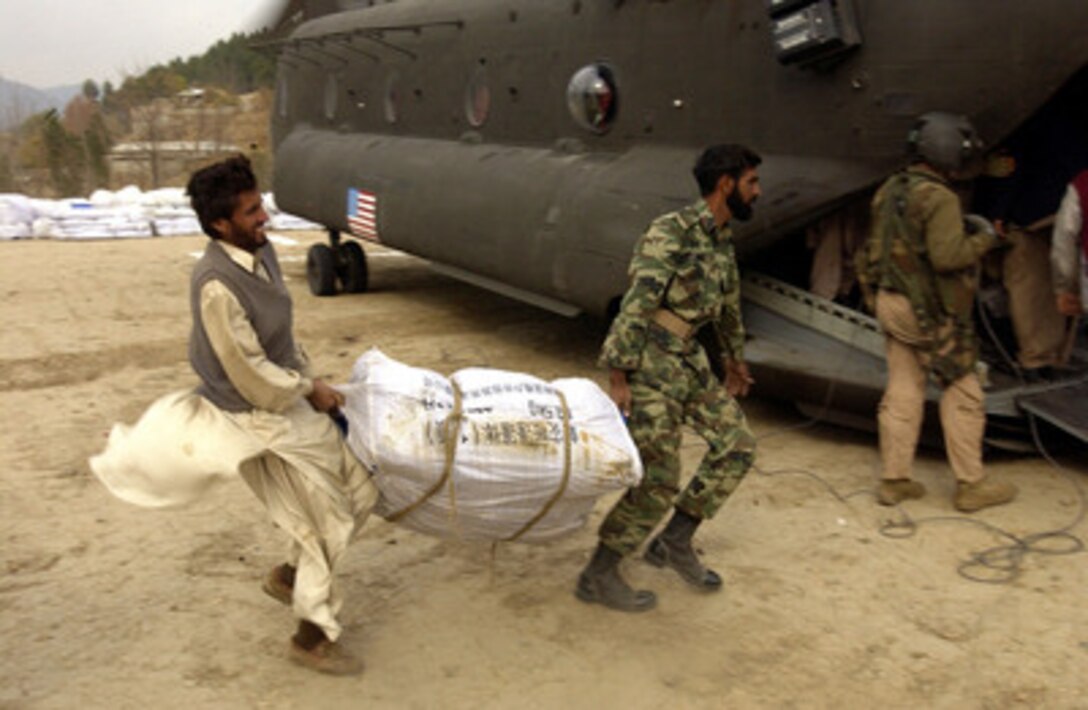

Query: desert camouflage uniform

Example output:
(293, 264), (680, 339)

(857, 166), (997, 385)
(855, 165), (999, 483)
(597, 199), (756, 555)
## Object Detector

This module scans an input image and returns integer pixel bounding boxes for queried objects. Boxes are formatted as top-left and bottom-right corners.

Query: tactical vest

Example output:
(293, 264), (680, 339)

(856, 170), (979, 386)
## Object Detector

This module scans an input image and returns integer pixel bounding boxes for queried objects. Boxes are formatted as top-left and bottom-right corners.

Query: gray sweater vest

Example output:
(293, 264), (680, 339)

(189, 239), (304, 412)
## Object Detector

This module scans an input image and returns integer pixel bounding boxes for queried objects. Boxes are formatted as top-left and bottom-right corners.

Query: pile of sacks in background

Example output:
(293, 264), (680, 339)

(0, 188), (320, 240)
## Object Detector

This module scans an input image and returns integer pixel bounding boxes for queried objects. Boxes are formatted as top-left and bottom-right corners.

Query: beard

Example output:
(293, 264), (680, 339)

(233, 222), (267, 252)
(727, 189), (755, 222)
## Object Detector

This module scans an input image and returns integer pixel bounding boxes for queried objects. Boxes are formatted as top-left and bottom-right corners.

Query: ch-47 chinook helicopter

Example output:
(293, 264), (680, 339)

(259, 0), (1088, 449)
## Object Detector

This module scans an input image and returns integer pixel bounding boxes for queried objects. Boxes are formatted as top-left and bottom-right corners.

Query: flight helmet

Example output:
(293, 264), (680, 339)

(907, 111), (984, 174)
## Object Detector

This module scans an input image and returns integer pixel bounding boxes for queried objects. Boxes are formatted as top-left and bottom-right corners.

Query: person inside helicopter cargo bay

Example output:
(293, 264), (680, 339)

(575, 144), (760, 612)
(1052, 168), (1088, 318)
(855, 112), (1018, 513)
(970, 75), (1088, 379)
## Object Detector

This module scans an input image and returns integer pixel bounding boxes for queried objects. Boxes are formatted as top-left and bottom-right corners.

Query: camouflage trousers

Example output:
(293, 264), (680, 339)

(599, 339), (756, 556)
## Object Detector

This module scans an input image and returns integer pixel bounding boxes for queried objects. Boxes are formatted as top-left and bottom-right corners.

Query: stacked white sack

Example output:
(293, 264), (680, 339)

(26, 197), (152, 239)
(0, 187), (320, 239)
(264, 192), (321, 231)
(0, 194), (35, 239)
(340, 349), (642, 543)
(140, 188), (201, 236)
(269, 212), (321, 230)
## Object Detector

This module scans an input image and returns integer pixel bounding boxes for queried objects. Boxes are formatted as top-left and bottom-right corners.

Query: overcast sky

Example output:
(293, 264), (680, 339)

(0, 0), (275, 89)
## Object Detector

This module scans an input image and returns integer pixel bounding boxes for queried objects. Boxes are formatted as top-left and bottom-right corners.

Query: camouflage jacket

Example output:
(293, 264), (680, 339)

(855, 165), (998, 385)
(599, 199), (745, 371)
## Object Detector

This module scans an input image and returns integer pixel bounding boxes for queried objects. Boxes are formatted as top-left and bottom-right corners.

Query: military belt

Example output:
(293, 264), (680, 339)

(651, 309), (697, 340)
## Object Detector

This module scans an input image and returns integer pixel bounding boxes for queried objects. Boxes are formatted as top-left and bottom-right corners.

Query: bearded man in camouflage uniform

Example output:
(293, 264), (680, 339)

(575, 144), (761, 612)
(856, 112), (1017, 513)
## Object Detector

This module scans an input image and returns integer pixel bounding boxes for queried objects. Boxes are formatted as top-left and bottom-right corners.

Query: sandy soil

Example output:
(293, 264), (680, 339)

(1, 231), (1086, 710)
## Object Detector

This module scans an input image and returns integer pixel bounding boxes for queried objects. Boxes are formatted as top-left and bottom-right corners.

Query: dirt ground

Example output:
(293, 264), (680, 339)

(1, 231), (1086, 710)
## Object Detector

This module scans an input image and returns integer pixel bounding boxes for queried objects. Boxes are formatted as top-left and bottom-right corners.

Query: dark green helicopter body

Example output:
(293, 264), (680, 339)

(269, 0), (1088, 447)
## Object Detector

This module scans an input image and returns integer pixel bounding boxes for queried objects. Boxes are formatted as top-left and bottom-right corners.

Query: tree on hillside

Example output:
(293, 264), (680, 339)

(102, 67), (187, 137)
(189, 86), (237, 156)
(6, 112), (54, 195)
(59, 88), (112, 192)
(115, 67), (188, 105)
(4, 82), (114, 197)
(0, 81), (34, 191)
(164, 32), (276, 94)
(82, 79), (100, 102)
(0, 135), (15, 192)
(41, 110), (87, 197)
(97, 29), (276, 139)
(63, 94), (97, 135)
(83, 112), (111, 189)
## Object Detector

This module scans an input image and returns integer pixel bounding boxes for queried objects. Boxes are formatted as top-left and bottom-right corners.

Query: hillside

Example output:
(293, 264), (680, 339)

(106, 88), (274, 191)
(1, 32), (275, 197)
(0, 78), (81, 130)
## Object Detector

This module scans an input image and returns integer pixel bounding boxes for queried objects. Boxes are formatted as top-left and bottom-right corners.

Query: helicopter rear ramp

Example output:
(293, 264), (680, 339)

(740, 273), (888, 433)
(1017, 380), (1088, 445)
(739, 273), (1087, 449)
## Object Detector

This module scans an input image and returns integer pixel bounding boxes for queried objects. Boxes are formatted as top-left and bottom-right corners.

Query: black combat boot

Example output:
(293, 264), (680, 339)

(575, 543), (657, 612)
(643, 508), (723, 591)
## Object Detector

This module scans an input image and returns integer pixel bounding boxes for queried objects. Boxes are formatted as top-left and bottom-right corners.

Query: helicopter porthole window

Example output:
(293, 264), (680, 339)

(464, 66), (491, 128)
(323, 74), (339, 121)
(383, 72), (400, 124)
(566, 63), (618, 133)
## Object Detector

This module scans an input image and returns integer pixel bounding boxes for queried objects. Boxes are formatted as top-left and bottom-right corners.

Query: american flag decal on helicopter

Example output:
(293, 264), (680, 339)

(346, 188), (379, 242)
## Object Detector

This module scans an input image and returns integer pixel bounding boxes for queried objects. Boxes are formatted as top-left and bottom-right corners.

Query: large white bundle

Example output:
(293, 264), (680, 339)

(29, 198), (61, 219)
(0, 223), (31, 239)
(32, 217), (58, 238)
(0, 193), (36, 224)
(89, 189), (118, 207)
(54, 199), (97, 217)
(340, 349), (642, 543)
(114, 185), (144, 206)
(141, 187), (187, 208)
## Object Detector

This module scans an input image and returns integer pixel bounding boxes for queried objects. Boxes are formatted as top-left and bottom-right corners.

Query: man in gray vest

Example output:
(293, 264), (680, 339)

(186, 155), (376, 675)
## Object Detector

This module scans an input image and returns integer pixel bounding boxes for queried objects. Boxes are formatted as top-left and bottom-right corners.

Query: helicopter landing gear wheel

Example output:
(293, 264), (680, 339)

(306, 243), (338, 296)
(338, 241), (368, 294)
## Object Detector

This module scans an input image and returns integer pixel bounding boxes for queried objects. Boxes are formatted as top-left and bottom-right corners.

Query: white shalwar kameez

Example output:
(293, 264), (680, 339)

(91, 241), (376, 642)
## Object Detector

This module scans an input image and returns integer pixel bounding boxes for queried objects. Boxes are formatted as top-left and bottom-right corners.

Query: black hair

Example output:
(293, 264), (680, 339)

(692, 144), (762, 196)
(186, 154), (258, 239)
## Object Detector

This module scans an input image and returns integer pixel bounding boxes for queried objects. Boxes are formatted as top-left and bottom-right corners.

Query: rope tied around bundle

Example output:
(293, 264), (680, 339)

(385, 382), (575, 543)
